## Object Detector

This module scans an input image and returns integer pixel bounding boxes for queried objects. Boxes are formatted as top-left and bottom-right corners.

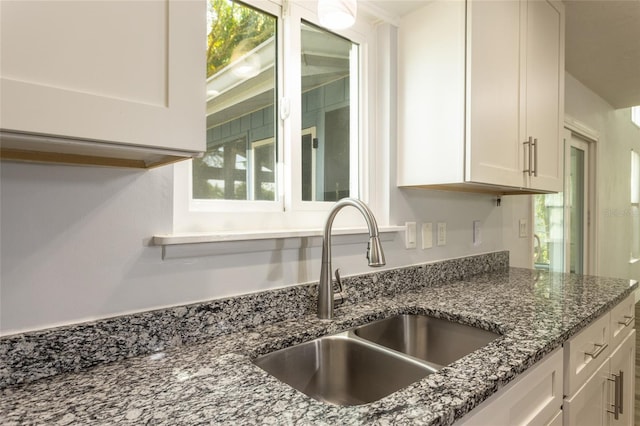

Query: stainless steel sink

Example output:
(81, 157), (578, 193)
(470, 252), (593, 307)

(253, 314), (500, 406)
(253, 332), (433, 406)
(353, 314), (500, 368)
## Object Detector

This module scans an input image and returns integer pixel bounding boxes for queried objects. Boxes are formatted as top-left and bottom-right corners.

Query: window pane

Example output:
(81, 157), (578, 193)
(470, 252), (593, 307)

(194, 0), (277, 201)
(301, 21), (358, 202)
(252, 139), (275, 200)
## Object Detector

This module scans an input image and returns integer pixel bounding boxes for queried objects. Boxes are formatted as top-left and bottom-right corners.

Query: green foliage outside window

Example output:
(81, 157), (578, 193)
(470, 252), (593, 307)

(207, 0), (276, 78)
(534, 195), (550, 265)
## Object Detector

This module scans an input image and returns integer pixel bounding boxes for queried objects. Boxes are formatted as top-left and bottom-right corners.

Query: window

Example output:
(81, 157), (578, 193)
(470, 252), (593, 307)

(175, 0), (373, 233)
(196, 0), (277, 201)
(300, 21), (359, 202)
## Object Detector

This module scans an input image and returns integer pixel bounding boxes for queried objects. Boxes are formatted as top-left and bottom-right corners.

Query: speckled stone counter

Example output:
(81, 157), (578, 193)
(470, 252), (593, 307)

(1, 263), (637, 425)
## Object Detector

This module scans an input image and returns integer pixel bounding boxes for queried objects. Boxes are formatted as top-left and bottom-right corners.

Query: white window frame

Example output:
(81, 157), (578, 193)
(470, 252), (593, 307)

(632, 106), (640, 128)
(250, 136), (276, 201)
(631, 149), (640, 261)
(173, 0), (378, 234)
(301, 126), (318, 201)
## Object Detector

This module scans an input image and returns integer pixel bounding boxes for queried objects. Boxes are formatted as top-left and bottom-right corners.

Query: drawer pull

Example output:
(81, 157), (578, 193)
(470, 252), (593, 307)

(618, 370), (624, 415)
(618, 315), (634, 327)
(607, 371), (623, 419)
(584, 342), (608, 359)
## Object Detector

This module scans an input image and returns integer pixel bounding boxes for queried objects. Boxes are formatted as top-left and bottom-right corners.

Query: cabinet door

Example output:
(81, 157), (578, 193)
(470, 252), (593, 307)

(459, 349), (563, 426)
(563, 358), (609, 426)
(524, 0), (564, 192)
(0, 0), (205, 153)
(609, 329), (635, 426)
(465, 0), (525, 189)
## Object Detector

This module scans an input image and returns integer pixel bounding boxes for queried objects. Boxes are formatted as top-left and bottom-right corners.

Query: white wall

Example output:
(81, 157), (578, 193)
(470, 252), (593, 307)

(0, 21), (515, 336)
(5, 74), (636, 337)
(564, 73), (640, 282)
(0, 160), (508, 335)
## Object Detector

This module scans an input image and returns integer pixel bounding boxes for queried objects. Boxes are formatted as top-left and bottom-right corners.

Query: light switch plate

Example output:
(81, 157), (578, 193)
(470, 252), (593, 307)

(473, 220), (481, 246)
(437, 222), (446, 246)
(405, 222), (417, 249)
(519, 219), (528, 238)
(422, 223), (433, 249)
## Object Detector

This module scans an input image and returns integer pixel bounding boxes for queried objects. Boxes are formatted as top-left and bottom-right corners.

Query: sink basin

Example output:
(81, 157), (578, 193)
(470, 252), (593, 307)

(254, 314), (500, 406)
(253, 333), (433, 406)
(354, 314), (500, 368)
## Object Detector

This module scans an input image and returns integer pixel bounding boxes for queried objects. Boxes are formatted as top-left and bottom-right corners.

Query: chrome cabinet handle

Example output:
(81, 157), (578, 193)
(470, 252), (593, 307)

(523, 137), (533, 176)
(584, 342), (608, 359)
(618, 315), (634, 327)
(607, 371), (623, 419)
(532, 138), (538, 177)
(618, 370), (624, 415)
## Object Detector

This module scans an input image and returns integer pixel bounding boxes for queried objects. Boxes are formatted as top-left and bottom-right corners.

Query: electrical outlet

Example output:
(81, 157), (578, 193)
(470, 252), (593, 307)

(519, 219), (528, 238)
(473, 220), (481, 246)
(422, 223), (433, 249)
(437, 222), (446, 246)
(405, 222), (417, 249)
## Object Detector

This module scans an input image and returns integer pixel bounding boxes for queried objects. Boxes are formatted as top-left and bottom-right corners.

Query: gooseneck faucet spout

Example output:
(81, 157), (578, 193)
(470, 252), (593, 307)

(318, 198), (386, 320)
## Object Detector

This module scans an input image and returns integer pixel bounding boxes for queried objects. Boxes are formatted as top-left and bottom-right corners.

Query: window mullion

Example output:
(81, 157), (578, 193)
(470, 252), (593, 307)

(283, 5), (303, 212)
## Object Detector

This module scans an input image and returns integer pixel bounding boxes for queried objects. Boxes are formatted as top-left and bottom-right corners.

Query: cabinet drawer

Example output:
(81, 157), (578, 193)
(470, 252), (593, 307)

(459, 348), (562, 426)
(563, 312), (610, 397)
(610, 293), (635, 351)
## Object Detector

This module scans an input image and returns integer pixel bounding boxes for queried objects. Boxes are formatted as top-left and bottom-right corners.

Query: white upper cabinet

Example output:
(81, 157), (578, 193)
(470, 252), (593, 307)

(0, 0), (205, 168)
(524, 0), (564, 192)
(398, 0), (564, 194)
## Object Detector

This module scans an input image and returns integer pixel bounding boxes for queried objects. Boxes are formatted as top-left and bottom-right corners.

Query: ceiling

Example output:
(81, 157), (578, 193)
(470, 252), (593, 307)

(564, 0), (640, 109)
(366, 0), (640, 109)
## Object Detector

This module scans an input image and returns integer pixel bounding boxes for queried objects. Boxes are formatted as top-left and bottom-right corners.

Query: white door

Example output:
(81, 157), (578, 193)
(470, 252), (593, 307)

(534, 129), (592, 273)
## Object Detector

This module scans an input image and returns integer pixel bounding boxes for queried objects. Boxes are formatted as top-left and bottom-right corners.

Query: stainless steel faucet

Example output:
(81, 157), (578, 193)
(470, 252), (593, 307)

(318, 198), (386, 320)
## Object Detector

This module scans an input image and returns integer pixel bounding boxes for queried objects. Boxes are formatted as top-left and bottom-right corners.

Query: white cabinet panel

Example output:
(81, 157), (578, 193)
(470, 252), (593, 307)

(563, 357), (609, 426)
(609, 293), (635, 351)
(0, 0), (205, 167)
(398, 0), (564, 194)
(609, 330), (635, 426)
(524, 0), (564, 192)
(466, 0), (524, 189)
(563, 312), (611, 397)
(459, 349), (563, 426)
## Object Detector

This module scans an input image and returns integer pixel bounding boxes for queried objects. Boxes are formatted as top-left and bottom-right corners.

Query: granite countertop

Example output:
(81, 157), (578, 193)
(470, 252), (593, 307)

(1, 267), (637, 425)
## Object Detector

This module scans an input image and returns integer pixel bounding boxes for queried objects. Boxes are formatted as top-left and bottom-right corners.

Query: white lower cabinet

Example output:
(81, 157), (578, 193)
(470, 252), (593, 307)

(563, 330), (635, 426)
(458, 296), (635, 426)
(609, 330), (635, 426)
(547, 410), (563, 426)
(563, 355), (610, 426)
(459, 349), (563, 426)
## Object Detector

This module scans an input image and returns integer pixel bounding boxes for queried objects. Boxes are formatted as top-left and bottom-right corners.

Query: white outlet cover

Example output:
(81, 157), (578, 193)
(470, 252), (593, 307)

(405, 222), (417, 249)
(422, 223), (433, 249)
(473, 220), (481, 245)
(519, 219), (528, 238)
(437, 222), (446, 246)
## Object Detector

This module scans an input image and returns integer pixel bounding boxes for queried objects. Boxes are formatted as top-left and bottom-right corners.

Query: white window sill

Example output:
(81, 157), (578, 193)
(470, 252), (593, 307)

(153, 226), (405, 260)
(630, 257), (640, 265)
